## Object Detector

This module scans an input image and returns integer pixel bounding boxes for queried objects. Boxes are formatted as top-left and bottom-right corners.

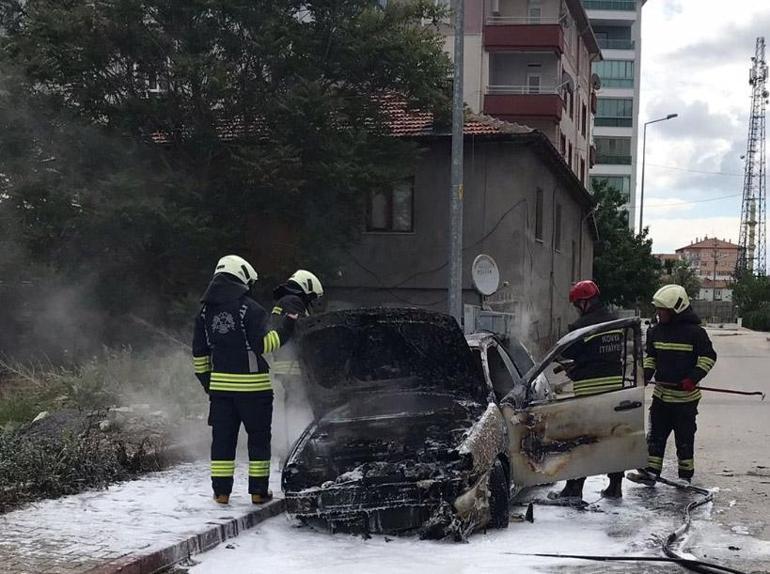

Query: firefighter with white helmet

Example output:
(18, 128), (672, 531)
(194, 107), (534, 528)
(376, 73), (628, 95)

(629, 283), (717, 486)
(192, 255), (298, 505)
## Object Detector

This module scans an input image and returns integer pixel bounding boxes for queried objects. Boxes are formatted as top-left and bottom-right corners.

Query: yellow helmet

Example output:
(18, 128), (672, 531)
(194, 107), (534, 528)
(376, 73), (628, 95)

(652, 284), (690, 314)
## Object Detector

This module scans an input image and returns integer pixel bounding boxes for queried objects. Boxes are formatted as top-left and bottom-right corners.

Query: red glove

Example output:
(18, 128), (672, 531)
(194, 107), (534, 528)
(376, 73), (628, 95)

(680, 378), (696, 392)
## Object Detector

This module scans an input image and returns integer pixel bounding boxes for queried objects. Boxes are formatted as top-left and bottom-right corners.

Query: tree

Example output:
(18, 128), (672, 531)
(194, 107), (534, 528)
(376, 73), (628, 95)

(0, 0), (452, 321)
(591, 180), (662, 308)
(661, 260), (701, 299)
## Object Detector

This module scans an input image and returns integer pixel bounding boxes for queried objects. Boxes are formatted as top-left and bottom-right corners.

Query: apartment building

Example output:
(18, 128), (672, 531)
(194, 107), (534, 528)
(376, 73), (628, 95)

(582, 0), (646, 226)
(441, 0), (601, 186)
(655, 237), (742, 302)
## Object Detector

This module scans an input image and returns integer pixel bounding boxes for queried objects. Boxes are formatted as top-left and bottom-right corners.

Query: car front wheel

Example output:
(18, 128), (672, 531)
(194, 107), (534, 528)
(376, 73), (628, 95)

(488, 459), (510, 529)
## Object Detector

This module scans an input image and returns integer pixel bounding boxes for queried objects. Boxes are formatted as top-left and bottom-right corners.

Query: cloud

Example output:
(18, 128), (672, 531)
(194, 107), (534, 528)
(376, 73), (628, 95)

(643, 196), (695, 217)
(648, 216), (740, 253)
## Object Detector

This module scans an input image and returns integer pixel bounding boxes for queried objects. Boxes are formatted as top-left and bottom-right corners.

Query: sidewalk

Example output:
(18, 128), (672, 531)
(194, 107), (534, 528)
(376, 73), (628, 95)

(0, 460), (285, 574)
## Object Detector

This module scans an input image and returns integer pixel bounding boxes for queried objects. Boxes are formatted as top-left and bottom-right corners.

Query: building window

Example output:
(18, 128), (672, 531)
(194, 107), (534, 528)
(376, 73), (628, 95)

(571, 240), (577, 281)
(595, 136), (632, 165)
(554, 203), (562, 251)
(535, 188), (544, 242)
(591, 175), (631, 203)
(560, 132), (567, 156)
(527, 73), (541, 94)
(580, 158), (586, 184)
(592, 24), (634, 51)
(592, 60), (635, 89)
(366, 178), (414, 232)
(581, 103), (587, 136)
(568, 142), (573, 168)
(528, 0), (541, 23)
(595, 98), (633, 127)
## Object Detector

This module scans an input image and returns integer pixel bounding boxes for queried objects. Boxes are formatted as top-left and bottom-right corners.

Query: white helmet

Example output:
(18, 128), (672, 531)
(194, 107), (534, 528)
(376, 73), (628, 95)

(214, 255), (258, 287)
(652, 284), (690, 314)
(289, 269), (324, 299)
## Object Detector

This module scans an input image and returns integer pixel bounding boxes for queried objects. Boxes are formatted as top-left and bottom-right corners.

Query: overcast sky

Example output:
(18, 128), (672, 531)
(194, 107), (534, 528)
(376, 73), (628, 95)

(640, 0), (770, 255)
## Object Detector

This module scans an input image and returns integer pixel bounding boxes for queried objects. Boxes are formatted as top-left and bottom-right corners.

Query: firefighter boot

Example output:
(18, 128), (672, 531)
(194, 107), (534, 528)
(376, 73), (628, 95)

(601, 473), (624, 499)
(556, 478), (585, 499)
(251, 491), (273, 505)
(213, 494), (230, 505)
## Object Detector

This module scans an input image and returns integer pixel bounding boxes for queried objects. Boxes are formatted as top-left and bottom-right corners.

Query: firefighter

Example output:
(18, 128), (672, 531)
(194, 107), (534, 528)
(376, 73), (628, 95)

(272, 269), (324, 321)
(630, 284), (717, 485)
(269, 270), (324, 457)
(192, 255), (297, 505)
(556, 280), (626, 499)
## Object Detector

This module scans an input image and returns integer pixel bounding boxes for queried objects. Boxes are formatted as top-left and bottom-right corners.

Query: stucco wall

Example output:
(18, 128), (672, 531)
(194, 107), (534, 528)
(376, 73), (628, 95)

(327, 137), (595, 354)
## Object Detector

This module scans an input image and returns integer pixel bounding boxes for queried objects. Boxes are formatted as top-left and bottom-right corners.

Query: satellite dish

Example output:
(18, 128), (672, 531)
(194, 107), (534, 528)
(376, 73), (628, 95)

(472, 254), (500, 297)
(591, 73), (602, 91)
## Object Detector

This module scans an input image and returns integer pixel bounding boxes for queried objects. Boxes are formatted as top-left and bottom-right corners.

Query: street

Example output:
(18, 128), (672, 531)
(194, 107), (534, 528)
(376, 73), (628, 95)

(183, 328), (770, 574)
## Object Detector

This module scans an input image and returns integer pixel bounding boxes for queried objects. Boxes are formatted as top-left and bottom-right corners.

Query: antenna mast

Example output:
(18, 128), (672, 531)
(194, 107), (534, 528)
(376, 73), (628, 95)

(737, 37), (768, 276)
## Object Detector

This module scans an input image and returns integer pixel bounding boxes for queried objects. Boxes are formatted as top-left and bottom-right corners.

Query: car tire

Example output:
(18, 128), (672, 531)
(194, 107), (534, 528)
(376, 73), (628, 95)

(488, 459), (510, 529)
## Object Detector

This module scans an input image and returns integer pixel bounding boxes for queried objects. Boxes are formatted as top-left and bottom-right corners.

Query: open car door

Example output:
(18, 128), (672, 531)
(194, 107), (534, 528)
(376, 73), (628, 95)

(501, 318), (647, 487)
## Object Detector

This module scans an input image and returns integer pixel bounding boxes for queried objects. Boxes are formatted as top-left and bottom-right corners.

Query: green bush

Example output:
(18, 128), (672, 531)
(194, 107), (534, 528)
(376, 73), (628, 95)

(743, 303), (770, 332)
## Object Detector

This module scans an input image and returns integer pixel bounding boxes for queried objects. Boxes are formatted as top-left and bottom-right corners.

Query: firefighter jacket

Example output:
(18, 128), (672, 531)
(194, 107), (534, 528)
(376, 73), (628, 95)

(192, 274), (293, 393)
(643, 307), (717, 403)
(269, 286), (309, 377)
(562, 304), (624, 397)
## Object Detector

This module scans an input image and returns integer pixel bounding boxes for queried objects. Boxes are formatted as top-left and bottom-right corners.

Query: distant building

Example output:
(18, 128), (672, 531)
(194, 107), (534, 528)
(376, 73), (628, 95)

(655, 236), (742, 302)
(582, 0), (646, 228)
(438, 0), (601, 185)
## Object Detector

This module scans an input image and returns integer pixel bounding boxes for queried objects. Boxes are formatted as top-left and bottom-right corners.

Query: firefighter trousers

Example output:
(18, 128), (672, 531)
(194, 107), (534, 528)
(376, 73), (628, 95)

(645, 396), (698, 480)
(209, 391), (273, 496)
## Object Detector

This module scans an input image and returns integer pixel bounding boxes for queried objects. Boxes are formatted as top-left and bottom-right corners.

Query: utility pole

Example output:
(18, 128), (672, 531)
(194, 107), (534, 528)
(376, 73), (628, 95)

(639, 113), (678, 232)
(448, 0), (465, 323)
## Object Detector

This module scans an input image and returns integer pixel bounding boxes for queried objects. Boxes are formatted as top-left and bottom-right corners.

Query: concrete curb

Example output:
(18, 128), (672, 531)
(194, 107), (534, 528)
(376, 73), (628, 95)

(84, 499), (286, 574)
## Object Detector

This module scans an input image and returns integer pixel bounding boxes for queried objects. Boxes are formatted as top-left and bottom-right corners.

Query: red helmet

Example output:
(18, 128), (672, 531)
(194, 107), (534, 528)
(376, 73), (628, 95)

(569, 280), (600, 303)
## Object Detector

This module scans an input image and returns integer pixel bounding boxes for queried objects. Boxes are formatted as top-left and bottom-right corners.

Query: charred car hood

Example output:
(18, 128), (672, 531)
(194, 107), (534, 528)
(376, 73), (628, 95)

(294, 308), (485, 416)
(282, 391), (484, 495)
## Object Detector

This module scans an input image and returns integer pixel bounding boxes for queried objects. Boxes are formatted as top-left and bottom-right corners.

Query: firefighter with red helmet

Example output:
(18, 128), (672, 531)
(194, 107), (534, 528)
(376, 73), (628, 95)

(555, 280), (625, 499)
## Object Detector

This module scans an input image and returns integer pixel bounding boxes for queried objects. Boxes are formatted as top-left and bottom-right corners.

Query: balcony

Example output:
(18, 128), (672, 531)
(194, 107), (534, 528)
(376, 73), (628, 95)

(597, 38), (635, 50)
(483, 20), (565, 54)
(595, 153), (632, 165)
(583, 0), (636, 10)
(595, 117), (633, 127)
(484, 86), (563, 122)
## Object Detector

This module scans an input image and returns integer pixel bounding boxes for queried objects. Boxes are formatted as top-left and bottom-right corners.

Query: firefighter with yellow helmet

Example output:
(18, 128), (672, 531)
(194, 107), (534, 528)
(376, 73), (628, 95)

(629, 284), (717, 486)
(192, 255), (298, 505)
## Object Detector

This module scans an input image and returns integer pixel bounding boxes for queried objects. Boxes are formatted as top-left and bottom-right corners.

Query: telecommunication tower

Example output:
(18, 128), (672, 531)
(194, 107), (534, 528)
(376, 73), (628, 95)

(737, 37), (768, 276)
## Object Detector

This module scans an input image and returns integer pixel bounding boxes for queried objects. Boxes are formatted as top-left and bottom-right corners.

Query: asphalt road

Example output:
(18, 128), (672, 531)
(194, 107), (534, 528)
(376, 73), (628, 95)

(692, 327), (770, 541)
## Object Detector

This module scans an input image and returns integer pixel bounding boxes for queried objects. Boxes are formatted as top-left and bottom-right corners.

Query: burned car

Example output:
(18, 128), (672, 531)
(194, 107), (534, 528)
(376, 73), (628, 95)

(282, 308), (646, 538)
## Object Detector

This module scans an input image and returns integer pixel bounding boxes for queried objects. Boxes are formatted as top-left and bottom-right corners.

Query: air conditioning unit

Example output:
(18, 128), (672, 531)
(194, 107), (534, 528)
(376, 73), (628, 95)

(491, 0), (500, 16)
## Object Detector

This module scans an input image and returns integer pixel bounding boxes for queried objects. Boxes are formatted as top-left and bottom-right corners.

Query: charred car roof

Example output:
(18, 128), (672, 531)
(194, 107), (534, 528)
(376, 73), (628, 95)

(294, 307), (485, 415)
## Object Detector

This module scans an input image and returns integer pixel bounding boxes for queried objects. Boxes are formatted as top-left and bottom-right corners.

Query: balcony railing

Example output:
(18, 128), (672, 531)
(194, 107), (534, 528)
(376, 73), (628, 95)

(483, 22), (565, 53)
(595, 153), (633, 165)
(484, 89), (563, 121)
(485, 16), (563, 25)
(596, 78), (634, 88)
(487, 85), (561, 95)
(597, 38), (635, 50)
(583, 0), (636, 10)
(595, 117), (633, 127)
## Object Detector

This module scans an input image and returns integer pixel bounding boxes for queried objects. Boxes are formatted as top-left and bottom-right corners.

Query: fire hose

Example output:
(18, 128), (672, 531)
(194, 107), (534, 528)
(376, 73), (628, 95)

(513, 475), (749, 574)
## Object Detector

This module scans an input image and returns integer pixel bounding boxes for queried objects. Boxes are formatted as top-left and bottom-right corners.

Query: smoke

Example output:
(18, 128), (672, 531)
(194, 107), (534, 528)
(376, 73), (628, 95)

(270, 346), (315, 465)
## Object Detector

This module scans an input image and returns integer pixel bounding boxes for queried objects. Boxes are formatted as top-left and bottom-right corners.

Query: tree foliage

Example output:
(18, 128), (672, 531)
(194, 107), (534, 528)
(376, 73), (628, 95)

(591, 180), (662, 308)
(661, 260), (702, 299)
(0, 0), (452, 326)
(732, 272), (770, 331)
